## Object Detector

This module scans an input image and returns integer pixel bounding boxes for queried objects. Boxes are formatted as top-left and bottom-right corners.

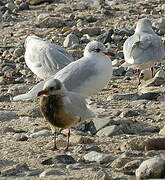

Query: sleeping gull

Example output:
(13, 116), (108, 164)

(13, 40), (113, 100)
(122, 18), (165, 85)
(25, 35), (74, 79)
(38, 79), (95, 150)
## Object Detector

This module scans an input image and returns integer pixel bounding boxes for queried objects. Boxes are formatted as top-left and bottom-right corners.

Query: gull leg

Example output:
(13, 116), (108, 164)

(51, 129), (58, 151)
(151, 66), (154, 78)
(65, 129), (71, 151)
(137, 69), (141, 85)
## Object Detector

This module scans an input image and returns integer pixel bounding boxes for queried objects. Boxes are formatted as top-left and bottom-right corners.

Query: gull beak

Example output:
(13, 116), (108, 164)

(37, 90), (48, 96)
(104, 51), (115, 56)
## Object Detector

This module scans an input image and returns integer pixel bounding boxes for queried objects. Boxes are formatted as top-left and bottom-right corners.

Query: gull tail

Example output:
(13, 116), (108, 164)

(13, 80), (46, 101)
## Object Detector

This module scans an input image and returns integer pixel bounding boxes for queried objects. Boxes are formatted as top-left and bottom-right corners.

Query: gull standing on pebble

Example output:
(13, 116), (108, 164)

(13, 41), (113, 100)
(38, 79), (95, 150)
(25, 35), (74, 79)
(122, 18), (165, 85)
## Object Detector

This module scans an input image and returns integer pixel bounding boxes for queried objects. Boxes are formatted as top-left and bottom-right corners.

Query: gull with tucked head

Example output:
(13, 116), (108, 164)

(122, 18), (165, 85)
(25, 35), (74, 80)
(13, 40), (113, 101)
(37, 79), (95, 150)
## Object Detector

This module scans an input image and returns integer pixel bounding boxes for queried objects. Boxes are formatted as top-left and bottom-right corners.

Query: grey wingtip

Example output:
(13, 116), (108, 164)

(13, 93), (36, 101)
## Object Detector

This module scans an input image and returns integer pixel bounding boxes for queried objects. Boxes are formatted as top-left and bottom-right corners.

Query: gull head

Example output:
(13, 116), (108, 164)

(25, 35), (42, 48)
(38, 79), (65, 96)
(135, 18), (154, 33)
(84, 41), (111, 57)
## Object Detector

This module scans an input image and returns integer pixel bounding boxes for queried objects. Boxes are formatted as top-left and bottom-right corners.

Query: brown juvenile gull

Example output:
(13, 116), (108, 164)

(25, 35), (74, 80)
(122, 18), (165, 85)
(38, 79), (95, 150)
(13, 40), (113, 101)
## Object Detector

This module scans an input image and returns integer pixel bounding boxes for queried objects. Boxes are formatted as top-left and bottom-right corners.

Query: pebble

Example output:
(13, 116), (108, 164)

(96, 29), (114, 44)
(95, 169), (112, 180)
(113, 67), (126, 76)
(79, 27), (101, 36)
(89, 117), (112, 135)
(107, 93), (140, 101)
(122, 159), (142, 175)
(70, 135), (94, 145)
(120, 137), (147, 151)
(0, 111), (17, 121)
(136, 157), (165, 179)
(13, 47), (24, 57)
(84, 151), (113, 164)
(41, 154), (76, 165)
(30, 129), (51, 138)
(1, 163), (29, 176)
(5, 2), (16, 11)
(25, 169), (43, 177)
(96, 125), (123, 137)
(39, 168), (65, 177)
(36, 17), (65, 28)
(159, 126), (165, 136)
(120, 110), (139, 118)
(37, 13), (50, 22)
(27, 0), (53, 5)
(63, 33), (80, 48)
(18, 2), (29, 11)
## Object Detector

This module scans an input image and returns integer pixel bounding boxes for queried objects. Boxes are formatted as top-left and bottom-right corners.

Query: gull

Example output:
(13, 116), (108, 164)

(38, 79), (95, 150)
(25, 35), (74, 79)
(122, 18), (165, 85)
(13, 40), (113, 100)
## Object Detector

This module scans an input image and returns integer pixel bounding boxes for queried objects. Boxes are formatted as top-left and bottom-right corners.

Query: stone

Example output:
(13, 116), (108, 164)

(27, 0), (53, 5)
(13, 47), (24, 57)
(96, 29), (114, 44)
(95, 169), (112, 180)
(136, 157), (165, 179)
(1, 163), (29, 176)
(18, 2), (29, 10)
(113, 67), (126, 76)
(112, 59), (121, 67)
(88, 117), (112, 134)
(84, 151), (113, 164)
(63, 33), (80, 48)
(122, 159), (142, 175)
(36, 17), (65, 28)
(120, 137), (147, 151)
(30, 129), (51, 138)
(37, 13), (50, 22)
(41, 154), (76, 165)
(15, 134), (28, 141)
(0, 126), (15, 133)
(0, 111), (17, 121)
(159, 126), (165, 136)
(107, 93), (140, 101)
(25, 169), (43, 177)
(70, 135), (94, 145)
(7, 85), (29, 96)
(96, 125), (123, 137)
(5, 2), (16, 11)
(79, 27), (101, 36)
(39, 168), (65, 177)
(120, 110), (139, 118)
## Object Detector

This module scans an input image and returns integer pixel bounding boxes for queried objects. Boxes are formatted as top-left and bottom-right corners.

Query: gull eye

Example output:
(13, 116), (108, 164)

(95, 48), (101, 52)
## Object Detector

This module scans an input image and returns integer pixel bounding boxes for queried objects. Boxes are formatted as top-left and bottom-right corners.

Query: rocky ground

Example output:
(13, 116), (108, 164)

(1, 0), (165, 179)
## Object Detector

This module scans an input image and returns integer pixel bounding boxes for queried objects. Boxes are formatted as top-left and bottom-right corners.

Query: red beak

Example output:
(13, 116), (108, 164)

(104, 51), (115, 56)
(37, 90), (48, 96)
